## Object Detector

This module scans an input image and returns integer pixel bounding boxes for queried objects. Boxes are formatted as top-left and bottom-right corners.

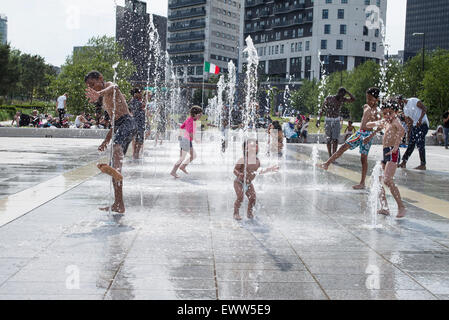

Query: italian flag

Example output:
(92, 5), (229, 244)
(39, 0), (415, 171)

(204, 61), (220, 74)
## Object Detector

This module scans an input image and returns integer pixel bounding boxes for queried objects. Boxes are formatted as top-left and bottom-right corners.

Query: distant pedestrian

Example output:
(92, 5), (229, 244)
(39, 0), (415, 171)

(56, 93), (68, 124)
(443, 110), (449, 150)
(397, 96), (429, 170)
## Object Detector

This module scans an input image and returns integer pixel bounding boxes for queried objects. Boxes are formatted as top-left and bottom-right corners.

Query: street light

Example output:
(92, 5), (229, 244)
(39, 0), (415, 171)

(413, 32), (426, 73)
(335, 60), (344, 86)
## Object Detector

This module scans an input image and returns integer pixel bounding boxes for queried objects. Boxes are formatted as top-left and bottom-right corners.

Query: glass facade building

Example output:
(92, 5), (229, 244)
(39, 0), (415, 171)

(0, 14), (7, 45)
(404, 0), (449, 61)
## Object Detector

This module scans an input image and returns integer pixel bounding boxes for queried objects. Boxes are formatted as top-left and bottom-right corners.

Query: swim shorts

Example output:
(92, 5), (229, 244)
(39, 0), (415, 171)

(345, 130), (373, 155)
(382, 147), (401, 165)
(114, 114), (137, 155)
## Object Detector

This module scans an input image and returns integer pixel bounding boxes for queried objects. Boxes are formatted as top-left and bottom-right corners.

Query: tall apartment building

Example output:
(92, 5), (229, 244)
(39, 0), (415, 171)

(404, 0), (449, 62)
(116, 0), (167, 84)
(0, 14), (7, 45)
(242, 0), (386, 85)
(167, 0), (243, 83)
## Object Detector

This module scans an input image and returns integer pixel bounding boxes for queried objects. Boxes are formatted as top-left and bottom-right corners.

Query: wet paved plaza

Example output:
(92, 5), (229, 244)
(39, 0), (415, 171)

(1, 136), (449, 300)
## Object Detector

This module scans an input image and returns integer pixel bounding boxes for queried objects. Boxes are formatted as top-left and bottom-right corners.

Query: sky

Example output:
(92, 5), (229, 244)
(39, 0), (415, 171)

(1, 0), (407, 67)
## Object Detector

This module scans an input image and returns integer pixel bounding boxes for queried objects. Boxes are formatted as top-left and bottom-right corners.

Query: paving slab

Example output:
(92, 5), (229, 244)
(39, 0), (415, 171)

(0, 137), (448, 300)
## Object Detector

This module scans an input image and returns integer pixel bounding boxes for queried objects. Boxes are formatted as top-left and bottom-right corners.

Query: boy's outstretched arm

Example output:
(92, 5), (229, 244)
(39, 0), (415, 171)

(259, 165), (280, 175)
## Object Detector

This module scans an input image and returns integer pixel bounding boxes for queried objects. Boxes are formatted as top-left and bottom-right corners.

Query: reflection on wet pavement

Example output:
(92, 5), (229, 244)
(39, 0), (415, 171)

(0, 137), (448, 300)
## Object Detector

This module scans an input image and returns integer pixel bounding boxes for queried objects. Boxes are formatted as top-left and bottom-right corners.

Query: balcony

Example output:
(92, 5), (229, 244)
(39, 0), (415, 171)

(245, 0), (264, 8)
(168, 7), (206, 21)
(169, 0), (206, 9)
(274, 3), (306, 14)
(168, 43), (205, 54)
(272, 17), (313, 28)
(168, 21), (206, 32)
(168, 32), (205, 43)
(171, 55), (204, 65)
(260, 9), (271, 17)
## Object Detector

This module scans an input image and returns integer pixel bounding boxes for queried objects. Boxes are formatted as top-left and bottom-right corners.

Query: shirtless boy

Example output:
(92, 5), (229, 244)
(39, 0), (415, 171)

(317, 88), (356, 157)
(318, 87), (381, 190)
(85, 71), (137, 214)
(367, 99), (406, 218)
(233, 139), (279, 220)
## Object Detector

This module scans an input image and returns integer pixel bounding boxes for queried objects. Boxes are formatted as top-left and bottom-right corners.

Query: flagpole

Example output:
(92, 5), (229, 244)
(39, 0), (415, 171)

(201, 64), (205, 109)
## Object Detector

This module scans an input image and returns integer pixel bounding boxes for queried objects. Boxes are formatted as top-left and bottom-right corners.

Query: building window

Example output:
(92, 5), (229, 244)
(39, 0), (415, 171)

(365, 0), (370, 5)
(341, 0), (348, 3)
(363, 26), (369, 36)
(340, 24), (347, 34)
(321, 40), (327, 50)
(324, 24), (331, 34)
(372, 42), (377, 52)
(338, 9), (344, 19)
(322, 9), (329, 19)
(280, 44), (284, 54)
(365, 41), (370, 51)
(306, 41), (310, 51)
(336, 40), (343, 50)
(326, 0), (332, 3)
(375, 29), (379, 37)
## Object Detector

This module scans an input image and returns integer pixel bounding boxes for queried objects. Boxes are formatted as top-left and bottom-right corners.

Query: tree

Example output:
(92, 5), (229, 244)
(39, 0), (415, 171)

(420, 50), (449, 126)
(344, 60), (380, 120)
(50, 36), (136, 115)
(0, 44), (20, 101)
(290, 80), (318, 115)
(18, 54), (50, 103)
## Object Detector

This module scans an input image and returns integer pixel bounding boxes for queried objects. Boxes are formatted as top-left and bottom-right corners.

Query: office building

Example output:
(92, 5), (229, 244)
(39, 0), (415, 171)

(242, 0), (387, 85)
(167, 0), (243, 83)
(116, 0), (168, 84)
(404, 0), (449, 61)
(0, 14), (7, 45)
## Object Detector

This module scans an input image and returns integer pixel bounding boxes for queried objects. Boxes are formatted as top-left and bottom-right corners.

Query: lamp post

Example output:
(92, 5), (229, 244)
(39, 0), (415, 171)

(335, 60), (344, 86)
(413, 32), (426, 73)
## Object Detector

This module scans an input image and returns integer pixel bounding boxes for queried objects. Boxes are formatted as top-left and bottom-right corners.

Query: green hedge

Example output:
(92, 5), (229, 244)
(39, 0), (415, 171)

(0, 104), (56, 121)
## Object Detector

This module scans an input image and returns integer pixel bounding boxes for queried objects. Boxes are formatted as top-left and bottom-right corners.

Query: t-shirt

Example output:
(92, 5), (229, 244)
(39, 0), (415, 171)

(404, 98), (430, 127)
(181, 117), (195, 141)
(301, 122), (309, 133)
(57, 95), (66, 109)
(443, 112), (449, 128)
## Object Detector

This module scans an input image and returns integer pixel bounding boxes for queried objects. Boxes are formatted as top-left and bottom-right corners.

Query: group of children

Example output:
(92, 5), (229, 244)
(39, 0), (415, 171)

(317, 87), (406, 218)
(84, 71), (406, 220)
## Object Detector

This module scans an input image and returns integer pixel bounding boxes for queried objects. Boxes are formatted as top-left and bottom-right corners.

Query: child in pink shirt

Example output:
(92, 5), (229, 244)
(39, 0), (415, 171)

(171, 106), (203, 178)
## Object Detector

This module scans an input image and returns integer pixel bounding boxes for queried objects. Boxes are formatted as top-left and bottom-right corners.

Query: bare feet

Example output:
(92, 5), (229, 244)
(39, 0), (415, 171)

(179, 165), (189, 174)
(414, 165), (426, 171)
(247, 211), (254, 219)
(398, 161), (407, 169)
(377, 209), (390, 216)
(352, 184), (366, 190)
(170, 171), (180, 179)
(234, 213), (242, 221)
(317, 163), (329, 171)
(99, 203), (125, 214)
(97, 164), (123, 181)
(396, 207), (406, 218)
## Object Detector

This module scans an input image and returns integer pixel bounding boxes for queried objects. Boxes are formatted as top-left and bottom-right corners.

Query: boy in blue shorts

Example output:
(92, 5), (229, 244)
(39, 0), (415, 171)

(318, 87), (381, 190)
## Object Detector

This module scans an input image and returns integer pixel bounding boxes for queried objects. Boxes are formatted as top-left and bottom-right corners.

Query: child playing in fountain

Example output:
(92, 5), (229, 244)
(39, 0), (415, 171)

(170, 106), (203, 178)
(366, 99), (406, 218)
(318, 87), (382, 190)
(233, 139), (279, 220)
(85, 71), (137, 215)
(343, 120), (356, 142)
